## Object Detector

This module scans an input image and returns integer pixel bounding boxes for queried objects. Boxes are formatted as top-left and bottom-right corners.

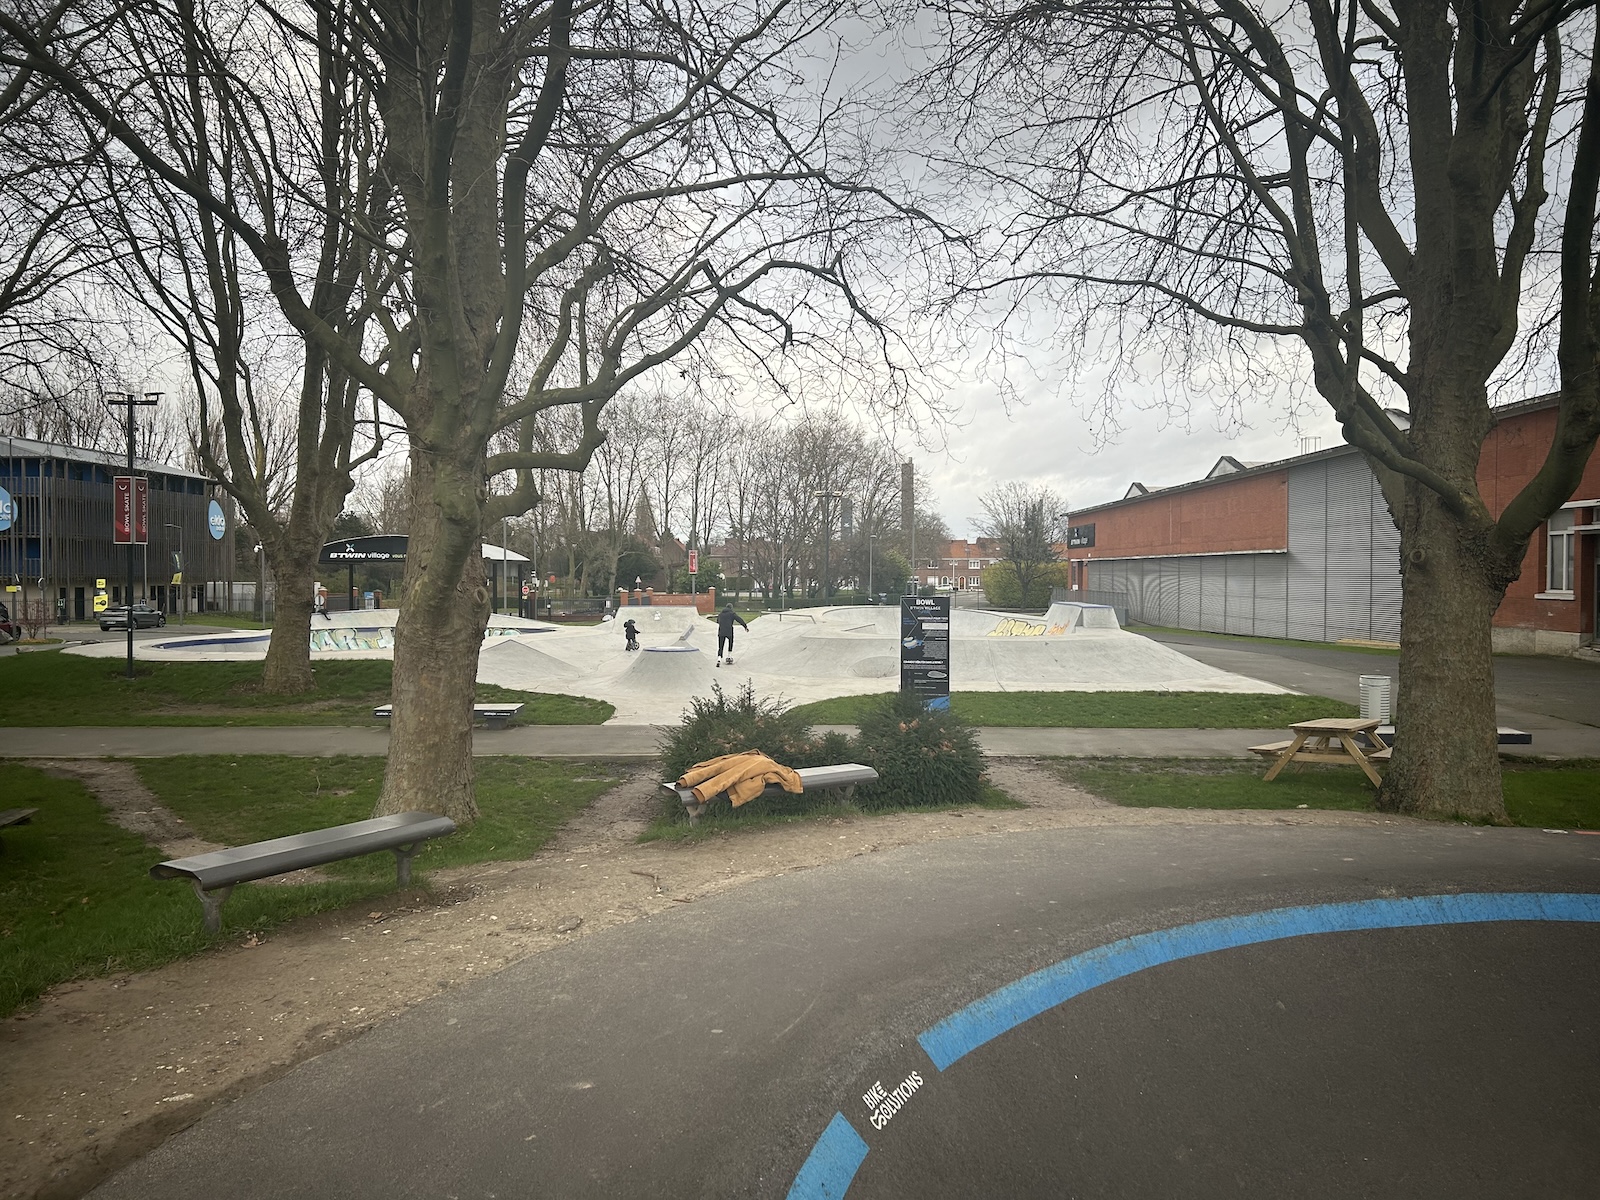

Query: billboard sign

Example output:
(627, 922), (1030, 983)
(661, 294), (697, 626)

(1067, 523), (1096, 549)
(113, 477), (149, 544)
(318, 534), (409, 563)
(0, 485), (12, 532)
(899, 594), (951, 710)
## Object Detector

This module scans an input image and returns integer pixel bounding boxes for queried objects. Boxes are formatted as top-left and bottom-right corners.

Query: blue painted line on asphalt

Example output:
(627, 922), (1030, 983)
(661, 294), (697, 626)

(786, 891), (1600, 1200)
(918, 892), (1600, 1071)
(786, 1111), (868, 1200)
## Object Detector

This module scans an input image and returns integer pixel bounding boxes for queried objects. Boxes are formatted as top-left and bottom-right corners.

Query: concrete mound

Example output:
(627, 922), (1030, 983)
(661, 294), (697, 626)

(621, 645), (717, 694)
(478, 637), (581, 683)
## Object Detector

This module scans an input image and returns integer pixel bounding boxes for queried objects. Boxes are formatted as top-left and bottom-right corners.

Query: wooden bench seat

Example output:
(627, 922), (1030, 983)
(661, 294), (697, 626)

(151, 811), (456, 933)
(663, 763), (880, 825)
(1248, 741), (1294, 757)
(373, 702), (524, 730)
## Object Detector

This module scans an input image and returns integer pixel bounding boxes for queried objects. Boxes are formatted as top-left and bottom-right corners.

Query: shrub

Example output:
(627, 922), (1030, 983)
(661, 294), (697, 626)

(982, 561), (1070, 608)
(851, 691), (986, 809)
(658, 681), (842, 780)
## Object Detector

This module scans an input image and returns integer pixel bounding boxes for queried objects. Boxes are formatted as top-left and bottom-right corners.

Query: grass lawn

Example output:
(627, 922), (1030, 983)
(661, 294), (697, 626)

(0, 756), (624, 1017)
(787, 691), (1358, 728)
(0, 650), (612, 725)
(639, 781), (1023, 842)
(1046, 758), (1600, 828)
(148, 612), (273, 630)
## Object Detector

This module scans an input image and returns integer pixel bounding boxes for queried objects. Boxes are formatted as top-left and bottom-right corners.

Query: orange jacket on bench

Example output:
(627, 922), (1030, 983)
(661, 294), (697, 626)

(678, 752), (804, 807)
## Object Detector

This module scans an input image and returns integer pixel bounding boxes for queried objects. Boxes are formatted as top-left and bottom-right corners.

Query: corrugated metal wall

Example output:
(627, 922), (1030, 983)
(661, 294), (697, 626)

(1087, 451), (1401, 641)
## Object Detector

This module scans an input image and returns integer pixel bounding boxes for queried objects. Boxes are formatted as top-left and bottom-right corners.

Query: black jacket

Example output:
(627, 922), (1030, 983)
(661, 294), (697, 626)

(716, 609), (748, 636)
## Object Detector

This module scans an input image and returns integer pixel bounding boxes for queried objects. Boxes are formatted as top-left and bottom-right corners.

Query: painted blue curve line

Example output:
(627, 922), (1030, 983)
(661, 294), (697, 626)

(785, 891), (1600, 1200)
(786, 1111), (868, 1200)
(918, 891), (1600, 1071)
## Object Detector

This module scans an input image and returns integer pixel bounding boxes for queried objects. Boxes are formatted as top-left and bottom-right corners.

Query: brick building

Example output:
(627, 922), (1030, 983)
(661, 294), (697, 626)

(1068, 396), (1599, 654)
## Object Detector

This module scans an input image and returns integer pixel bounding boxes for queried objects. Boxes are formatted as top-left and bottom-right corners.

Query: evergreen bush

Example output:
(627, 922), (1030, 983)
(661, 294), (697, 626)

(658, 681), (841, 780)
(851, 691), (987, 809)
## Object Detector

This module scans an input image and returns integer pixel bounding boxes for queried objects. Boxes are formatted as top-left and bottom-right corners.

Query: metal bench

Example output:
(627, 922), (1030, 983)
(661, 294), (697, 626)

(150, 811), (456, 933)
(662, 763), (879, 825)
(373, 702), (525, 730)
(0, 806), (38, 853)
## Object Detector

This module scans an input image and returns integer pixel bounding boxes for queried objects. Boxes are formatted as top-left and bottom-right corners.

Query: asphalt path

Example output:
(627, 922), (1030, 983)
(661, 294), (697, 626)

(1140, 629), (1600, 734)
(90, 823), (1600, 1200)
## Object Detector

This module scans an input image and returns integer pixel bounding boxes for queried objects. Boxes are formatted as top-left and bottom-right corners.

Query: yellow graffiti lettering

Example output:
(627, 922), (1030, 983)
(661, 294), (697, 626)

(990, 618), (1046, 637)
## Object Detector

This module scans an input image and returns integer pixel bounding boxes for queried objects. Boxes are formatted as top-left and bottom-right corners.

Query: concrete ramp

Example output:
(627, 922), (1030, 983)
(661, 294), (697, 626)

(620, 645), (717, 694)
(477, 637), (581, 684)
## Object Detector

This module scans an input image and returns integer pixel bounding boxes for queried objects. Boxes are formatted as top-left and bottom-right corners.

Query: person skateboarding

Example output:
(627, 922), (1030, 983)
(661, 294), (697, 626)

(623, 617), (640, 651)
(715, 605), (748, 666)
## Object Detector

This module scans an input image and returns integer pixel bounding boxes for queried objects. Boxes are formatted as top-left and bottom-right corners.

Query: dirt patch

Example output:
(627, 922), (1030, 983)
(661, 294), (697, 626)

(0, 760), (1409, 1200)
(28, 760), (223, 861)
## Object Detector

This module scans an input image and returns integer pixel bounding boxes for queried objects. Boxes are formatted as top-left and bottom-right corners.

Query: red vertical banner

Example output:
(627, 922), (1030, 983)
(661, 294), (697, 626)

(688, 549), (699, 574)
(133, 477), (149, 544)
(114, 477), (132, 544)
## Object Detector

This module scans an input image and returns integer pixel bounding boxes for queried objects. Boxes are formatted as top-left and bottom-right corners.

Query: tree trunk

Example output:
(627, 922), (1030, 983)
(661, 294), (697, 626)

(262, 589), (316, 693)
(1378, 484), (1507, 821)
(375, 455), (489, 825)
(259, 534), (332, 694)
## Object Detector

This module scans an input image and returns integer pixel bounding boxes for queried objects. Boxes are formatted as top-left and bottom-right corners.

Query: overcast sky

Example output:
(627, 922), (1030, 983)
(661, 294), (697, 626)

(904, 372), (1347, 538)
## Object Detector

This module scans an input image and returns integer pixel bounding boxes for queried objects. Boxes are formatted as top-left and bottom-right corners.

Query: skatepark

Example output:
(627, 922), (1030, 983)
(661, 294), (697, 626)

(27, 608), (1600, 1197)
(68, 602), (1292, 723)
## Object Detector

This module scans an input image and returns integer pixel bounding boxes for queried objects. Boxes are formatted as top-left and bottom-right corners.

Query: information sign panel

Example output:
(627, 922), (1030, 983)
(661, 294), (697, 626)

(899, 594), (951, 710)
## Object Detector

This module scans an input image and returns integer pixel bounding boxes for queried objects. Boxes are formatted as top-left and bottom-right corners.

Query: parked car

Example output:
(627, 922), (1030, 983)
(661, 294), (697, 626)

(99, 603), (166, 631)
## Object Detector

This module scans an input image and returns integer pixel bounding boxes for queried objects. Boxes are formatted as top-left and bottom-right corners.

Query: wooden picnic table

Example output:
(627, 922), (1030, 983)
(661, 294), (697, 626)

(1250, 717), (1391, 787)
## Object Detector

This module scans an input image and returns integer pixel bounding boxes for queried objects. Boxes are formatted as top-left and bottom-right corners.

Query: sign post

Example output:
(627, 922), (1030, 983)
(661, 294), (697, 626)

(107, 392), (160, 679)
(899, 594), (951, 711)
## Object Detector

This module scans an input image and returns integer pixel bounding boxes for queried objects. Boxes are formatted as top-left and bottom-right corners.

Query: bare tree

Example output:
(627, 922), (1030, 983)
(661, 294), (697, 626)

(973, 481), (1063, 605)
(920, 0), (1600, 818)
(5, 0), (926, 823)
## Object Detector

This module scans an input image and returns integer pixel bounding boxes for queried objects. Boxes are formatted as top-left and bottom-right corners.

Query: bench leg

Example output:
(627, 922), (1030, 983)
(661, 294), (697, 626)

(393, 842), (423, 887)
(189, 880), (234, 935)
(684, 801), (708, 826)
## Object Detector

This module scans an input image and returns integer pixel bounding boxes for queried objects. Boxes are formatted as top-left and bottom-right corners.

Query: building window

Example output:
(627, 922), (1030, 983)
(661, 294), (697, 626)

(968, 559), (981, 569)
(1547, 510), (1575, 594)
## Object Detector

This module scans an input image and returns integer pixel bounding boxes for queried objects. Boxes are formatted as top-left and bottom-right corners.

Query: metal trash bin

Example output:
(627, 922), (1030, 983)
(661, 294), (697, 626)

(1358, 674), (1392, 722)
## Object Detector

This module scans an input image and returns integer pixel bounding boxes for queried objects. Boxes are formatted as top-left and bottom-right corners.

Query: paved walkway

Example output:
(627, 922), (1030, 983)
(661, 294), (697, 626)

(3, 723), (1596, 759)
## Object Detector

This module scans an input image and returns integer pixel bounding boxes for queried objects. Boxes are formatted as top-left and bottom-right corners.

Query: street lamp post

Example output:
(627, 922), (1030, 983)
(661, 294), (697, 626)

(813, 489), (844, 604)
(255, 543), (265, 624)
(163, 522), (184, 624)
(106, 390), (160, 679)
(868, 532), (877, 601)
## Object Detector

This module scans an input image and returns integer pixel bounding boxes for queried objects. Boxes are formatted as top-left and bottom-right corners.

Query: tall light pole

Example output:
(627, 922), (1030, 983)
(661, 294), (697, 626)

(106, 391), (160, 679)
(255, 543), (265, 623)
(813, 488), (844, 604)
(163, 522), (184, 624)
(868, 532), (877, 601)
